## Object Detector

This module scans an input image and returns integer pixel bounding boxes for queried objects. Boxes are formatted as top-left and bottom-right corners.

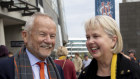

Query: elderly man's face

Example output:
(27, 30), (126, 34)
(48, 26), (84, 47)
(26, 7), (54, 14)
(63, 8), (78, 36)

(23, 16), (56, 60)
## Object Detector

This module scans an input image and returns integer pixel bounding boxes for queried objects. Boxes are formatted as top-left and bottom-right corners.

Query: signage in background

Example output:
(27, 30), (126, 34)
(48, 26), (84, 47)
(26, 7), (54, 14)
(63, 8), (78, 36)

(11, 41), (24, 47)
(95, 0), (115, 19)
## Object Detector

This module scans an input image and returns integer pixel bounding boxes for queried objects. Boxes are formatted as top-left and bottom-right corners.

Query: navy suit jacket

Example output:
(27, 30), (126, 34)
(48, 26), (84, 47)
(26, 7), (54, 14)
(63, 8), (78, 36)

(0, 56), (64, 79)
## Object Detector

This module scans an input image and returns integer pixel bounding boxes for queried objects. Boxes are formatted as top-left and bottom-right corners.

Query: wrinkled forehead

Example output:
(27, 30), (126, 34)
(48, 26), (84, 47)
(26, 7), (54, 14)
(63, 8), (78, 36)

(34, 16), (56, 28)
(35, 16), (55, 24)
(28, 16), (56, 33)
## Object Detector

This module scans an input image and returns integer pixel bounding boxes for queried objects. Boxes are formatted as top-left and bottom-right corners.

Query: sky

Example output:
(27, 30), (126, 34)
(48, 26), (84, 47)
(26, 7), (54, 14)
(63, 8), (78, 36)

(63, 0), (122, 39)
(63, 0), (95, 39)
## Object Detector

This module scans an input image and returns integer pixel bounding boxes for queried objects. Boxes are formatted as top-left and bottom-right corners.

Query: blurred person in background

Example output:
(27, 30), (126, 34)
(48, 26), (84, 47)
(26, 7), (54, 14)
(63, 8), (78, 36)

(73, 53), (82, 78)
(82, 54), (92, 70)
(68, 56), (73, 61)
(127, 49), (137, 62)
(8, 51), (14, 57)
(120, 50), (131, 60)
(54, 46), (76, 79)
(0, 45), (9, 59)
(78, 15), (140, 79)
(138, 59), (140, 66)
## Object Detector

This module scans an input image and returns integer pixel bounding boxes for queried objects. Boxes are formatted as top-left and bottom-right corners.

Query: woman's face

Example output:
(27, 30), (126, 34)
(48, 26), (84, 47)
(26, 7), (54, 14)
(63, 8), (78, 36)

(86, 26), (116, 60)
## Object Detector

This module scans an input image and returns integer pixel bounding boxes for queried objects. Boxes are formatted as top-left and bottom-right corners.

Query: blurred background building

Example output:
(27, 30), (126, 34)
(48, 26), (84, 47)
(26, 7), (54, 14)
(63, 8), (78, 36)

(66, 38), (88, 57)
(120, 0), (140, 59)
(0, 0), (68, 54)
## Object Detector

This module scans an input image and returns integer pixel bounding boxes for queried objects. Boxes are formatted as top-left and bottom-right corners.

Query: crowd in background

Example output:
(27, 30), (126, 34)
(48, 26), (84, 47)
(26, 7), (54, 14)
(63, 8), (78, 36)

(1, 44), (140, 79)
(1, 44), (139, 65)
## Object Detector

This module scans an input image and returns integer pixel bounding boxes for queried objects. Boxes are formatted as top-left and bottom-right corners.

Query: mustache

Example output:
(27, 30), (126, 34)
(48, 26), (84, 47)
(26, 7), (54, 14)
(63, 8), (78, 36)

(40, 43), (52, 48)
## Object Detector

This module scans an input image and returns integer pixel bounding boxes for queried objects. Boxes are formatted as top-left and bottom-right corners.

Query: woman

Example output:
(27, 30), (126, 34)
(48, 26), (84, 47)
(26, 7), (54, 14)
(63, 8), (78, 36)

(73, 53), (82, 78)
(54, 46), (76, 79)
(78, 15), (140, 79)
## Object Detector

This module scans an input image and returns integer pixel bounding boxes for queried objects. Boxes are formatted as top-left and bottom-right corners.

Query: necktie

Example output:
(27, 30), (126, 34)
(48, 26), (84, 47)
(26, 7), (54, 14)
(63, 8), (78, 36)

(37, 62), (45, 79)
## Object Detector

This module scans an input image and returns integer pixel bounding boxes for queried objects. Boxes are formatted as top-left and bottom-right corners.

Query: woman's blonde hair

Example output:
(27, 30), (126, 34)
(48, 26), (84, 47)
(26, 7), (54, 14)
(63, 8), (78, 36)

(56, 46), (68, 56)
(85, 15), (123, 53)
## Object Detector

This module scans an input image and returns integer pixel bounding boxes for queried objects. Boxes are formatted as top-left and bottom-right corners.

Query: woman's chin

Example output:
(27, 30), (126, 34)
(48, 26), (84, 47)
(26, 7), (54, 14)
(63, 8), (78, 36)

(91, 53), (99, 58)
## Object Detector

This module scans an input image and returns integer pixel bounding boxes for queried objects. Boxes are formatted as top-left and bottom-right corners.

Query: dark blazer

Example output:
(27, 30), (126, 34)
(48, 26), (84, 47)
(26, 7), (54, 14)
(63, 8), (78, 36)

(78, 53), (140, 79)
(0, 56), (64, 79)
(55, 64), (65, 79)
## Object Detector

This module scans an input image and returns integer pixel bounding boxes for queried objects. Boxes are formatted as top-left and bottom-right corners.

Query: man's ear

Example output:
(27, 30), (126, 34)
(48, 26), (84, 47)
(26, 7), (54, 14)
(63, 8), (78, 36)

(111, 35), (117, 48)
(22, 31), (28, 44)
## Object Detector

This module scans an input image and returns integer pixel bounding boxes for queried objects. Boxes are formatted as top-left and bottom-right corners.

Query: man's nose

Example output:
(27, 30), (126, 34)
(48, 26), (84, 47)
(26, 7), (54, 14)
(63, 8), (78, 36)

(44, 35), (51, 43)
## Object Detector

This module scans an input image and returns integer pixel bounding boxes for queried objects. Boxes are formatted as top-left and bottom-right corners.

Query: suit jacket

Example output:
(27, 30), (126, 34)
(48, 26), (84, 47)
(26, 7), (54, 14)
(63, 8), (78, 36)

(78, 53), (140, 79)
(0, 56), (64, 79)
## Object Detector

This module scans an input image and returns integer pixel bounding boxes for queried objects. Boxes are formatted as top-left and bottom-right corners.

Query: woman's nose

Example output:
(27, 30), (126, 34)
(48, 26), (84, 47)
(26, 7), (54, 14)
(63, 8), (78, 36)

(88, 37), (95, 43)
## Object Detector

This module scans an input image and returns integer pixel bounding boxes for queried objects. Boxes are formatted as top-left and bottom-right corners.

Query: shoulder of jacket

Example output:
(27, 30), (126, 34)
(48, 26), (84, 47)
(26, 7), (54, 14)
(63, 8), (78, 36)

(117, 53), (140, 76)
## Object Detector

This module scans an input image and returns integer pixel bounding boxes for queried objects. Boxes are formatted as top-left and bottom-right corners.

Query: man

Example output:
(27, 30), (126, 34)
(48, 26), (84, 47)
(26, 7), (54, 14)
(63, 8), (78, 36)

(68, 56), (73, 61)
(0, 13), (64, 79)
(128, 49), (137, 62)
(138, 59), (140, 66)
(73, 53), (82, 78)
(82, 54), (91, 69)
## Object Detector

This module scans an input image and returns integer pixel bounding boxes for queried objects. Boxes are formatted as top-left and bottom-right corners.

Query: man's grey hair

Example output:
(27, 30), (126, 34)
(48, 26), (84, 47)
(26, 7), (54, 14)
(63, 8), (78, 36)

(24, 12), (53, 33)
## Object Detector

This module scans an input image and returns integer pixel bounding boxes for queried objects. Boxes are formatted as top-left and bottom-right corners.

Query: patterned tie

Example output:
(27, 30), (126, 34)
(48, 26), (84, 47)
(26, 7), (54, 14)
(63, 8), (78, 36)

(37, 62), (45, 79)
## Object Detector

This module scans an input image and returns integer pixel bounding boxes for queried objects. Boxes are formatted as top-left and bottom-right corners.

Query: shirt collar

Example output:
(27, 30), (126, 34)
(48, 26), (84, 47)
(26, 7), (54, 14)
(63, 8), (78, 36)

(26, 48), (47, 66)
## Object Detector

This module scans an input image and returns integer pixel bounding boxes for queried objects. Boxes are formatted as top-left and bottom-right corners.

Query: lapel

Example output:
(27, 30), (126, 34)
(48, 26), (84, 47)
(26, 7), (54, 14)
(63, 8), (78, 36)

(14, 47), (33, 79)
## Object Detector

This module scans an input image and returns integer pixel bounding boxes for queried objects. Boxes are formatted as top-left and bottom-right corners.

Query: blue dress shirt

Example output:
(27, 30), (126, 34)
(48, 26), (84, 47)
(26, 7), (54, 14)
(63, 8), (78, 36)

(26, 49), (49, 79)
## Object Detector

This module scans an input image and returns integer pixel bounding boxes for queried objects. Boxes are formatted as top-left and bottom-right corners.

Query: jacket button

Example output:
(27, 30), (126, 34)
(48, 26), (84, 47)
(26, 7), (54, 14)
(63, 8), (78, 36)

(83, 71), (85, 74)
(120, 70), (124, 75)
(127, 70), (130, 73)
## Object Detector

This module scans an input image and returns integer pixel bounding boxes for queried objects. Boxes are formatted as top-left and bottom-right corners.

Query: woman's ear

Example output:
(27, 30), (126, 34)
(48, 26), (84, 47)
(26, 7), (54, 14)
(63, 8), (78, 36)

(111, 35), (117, 48)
